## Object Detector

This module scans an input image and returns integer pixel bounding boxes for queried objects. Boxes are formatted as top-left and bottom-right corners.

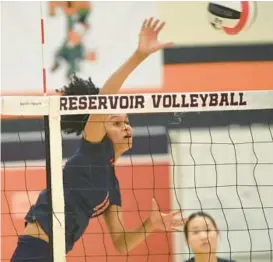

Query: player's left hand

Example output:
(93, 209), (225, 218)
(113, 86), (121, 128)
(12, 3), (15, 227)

(148, 198), (188, 232)
(137, 17), (174, 56)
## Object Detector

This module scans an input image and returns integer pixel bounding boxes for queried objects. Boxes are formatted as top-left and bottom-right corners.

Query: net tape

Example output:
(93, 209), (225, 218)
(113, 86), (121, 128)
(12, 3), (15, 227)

(2, 90), (273, 116)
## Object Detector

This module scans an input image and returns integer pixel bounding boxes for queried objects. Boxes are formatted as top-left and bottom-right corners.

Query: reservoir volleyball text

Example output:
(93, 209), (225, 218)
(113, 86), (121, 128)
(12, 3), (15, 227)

(60, 92), (247, 111)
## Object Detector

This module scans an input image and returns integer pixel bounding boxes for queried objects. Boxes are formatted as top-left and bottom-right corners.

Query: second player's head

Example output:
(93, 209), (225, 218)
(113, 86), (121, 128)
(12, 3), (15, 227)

(184, 211), (219, 256)
(57, 75), (133, 153)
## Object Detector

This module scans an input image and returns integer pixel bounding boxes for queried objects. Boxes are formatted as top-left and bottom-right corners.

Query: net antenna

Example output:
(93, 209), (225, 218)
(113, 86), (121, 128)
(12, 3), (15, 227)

(39, 2), (56, 261)
(1, 90), (273, 262)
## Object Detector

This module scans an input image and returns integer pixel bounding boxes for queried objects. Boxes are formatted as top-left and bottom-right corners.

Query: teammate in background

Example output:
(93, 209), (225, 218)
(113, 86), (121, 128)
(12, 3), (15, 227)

(184, 212), (236, 262)
(11, 18), (187, 262)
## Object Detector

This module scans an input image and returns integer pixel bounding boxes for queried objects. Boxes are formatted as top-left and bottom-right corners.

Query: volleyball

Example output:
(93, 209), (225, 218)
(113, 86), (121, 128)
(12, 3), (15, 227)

(207, 1), (256, 35)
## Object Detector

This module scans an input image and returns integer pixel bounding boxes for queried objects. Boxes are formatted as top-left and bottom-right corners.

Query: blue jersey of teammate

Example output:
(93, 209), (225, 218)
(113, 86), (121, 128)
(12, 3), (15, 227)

(184, 258), (236, 262)
(25, 135), (120, 252)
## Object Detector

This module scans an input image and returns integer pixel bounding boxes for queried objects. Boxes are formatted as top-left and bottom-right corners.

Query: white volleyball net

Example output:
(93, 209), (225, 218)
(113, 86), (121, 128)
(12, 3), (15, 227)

(1, 91), (273, 262)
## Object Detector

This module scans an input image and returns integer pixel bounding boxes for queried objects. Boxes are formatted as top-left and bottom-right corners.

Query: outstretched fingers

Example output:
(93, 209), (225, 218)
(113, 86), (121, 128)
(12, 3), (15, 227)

(139, 17), (174, 54)
(170, 209), (184, 217)
(171, 227), (184, 232)
(141, 19), (147, 30)
(155, 21), (166, 34)
(151, 19), (160, 30)
(142, 17), (165, 32)
(172, 218), (188, 227)
(170, 210), (188, 223)
(170, 217), (188, 232)
(146, 17), (154, 28)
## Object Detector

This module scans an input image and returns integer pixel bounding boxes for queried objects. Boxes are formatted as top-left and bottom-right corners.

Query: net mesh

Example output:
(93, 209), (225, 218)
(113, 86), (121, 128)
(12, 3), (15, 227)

(169, 112), (273, 262)
(1, 94), (273, 262)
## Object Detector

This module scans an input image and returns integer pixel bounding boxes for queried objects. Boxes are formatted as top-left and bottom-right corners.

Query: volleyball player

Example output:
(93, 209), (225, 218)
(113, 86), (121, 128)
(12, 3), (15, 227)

(11, 18), (187, 261)
(183, 212), (236, 262)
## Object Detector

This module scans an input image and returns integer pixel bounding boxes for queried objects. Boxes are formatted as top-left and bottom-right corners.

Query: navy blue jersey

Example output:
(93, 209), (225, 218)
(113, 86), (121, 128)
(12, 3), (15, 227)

(25, 135), (121, 252)
(184, 257), (236, 262)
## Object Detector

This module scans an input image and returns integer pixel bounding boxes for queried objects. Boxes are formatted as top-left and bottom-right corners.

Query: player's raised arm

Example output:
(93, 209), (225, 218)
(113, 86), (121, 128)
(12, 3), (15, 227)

(99, 18), (173, 95)
(83, 18), (173, 143)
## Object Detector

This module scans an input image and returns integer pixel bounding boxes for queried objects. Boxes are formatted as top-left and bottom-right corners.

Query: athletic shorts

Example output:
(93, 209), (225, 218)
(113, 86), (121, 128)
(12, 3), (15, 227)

(11, 235), (50, 262)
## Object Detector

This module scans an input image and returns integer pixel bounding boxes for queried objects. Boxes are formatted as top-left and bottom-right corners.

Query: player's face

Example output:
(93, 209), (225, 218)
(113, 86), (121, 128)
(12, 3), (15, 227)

(187, 216), (218, 255)
(105, 114), (133, 152)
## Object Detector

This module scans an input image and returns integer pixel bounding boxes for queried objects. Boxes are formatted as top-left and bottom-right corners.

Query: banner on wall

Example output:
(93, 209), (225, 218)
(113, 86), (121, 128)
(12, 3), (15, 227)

(1, 1), (162, 94)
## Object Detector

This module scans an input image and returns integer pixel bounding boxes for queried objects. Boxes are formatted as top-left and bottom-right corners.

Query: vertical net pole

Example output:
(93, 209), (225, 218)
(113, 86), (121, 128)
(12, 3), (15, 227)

(44, 115), (54, 262)
(48, 96), (66, 262)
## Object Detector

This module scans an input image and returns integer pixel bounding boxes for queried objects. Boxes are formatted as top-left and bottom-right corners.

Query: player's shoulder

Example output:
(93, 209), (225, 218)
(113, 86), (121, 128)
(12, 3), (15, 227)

(80, 134), (112, 149)
(77, 135), (114, 157)
(64, 135), (114, 169)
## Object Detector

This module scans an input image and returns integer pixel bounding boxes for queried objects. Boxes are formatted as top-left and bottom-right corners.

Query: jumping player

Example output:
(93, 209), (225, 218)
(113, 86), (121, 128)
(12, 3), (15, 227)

(11, 18), (186, 261)
(184, 212), (237, 262)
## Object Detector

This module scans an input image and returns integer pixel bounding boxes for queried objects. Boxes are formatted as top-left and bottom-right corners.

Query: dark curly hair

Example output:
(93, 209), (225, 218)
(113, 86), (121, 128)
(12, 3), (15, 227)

(57, 74), (100, 135)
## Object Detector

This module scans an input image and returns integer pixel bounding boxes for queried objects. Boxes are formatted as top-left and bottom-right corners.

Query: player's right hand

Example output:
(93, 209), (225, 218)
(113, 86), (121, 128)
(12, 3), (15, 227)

(137, 17), (174, 56)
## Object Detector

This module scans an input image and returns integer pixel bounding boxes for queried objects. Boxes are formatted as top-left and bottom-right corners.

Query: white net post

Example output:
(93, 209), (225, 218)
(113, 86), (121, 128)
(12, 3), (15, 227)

(1, 96), (66, 262)
(48, 97), (66, 262)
